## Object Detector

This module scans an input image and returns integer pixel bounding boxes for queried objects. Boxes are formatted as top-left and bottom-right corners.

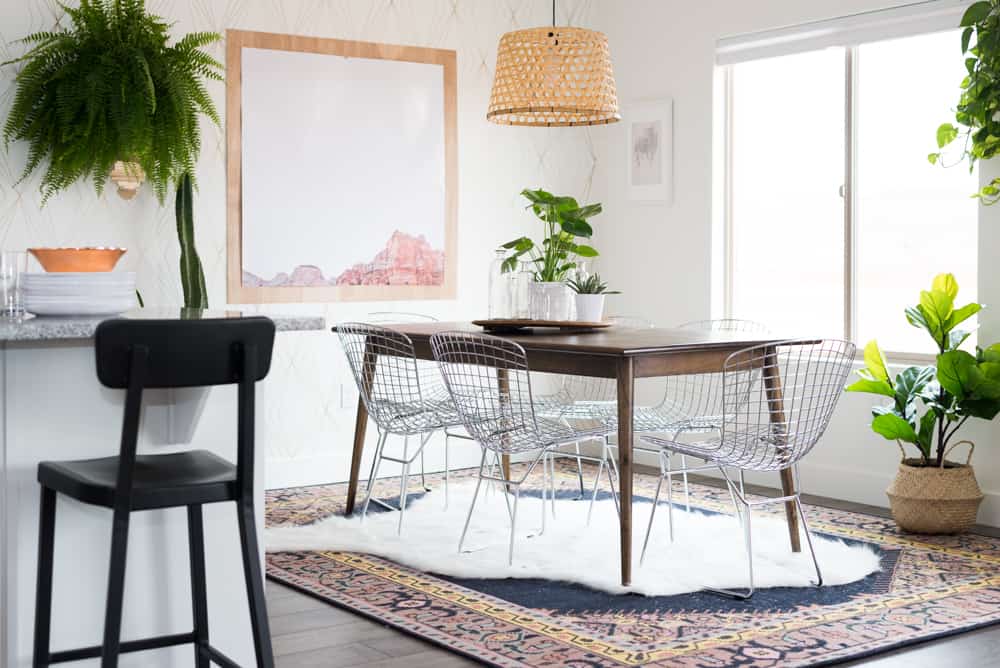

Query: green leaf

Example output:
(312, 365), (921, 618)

(962, 25), (975, 54)
(559, 218), (594, 238)
(928, 152), (941, 165)
(845, 378), (896, 398)
(932, 273), (959, 300)
(961, 1), (991, 27)
(575, 244), (599, 258)
(905, 305), (931, 332)
(919, 289), (954, 346)
(917, 410), (937, 458)
(937, 349), (980, 399)
(871, 413), (918, 443)
(937, 123), (960, 148)
(949, 302), (981, 330)
(863, 340), (891, 382)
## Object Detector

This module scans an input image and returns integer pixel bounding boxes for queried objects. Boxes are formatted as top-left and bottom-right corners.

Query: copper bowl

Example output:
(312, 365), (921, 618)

(28, 247), (127, 272)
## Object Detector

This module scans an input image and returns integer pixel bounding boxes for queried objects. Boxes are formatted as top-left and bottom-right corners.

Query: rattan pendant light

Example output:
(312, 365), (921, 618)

(487, 0), (619, 127)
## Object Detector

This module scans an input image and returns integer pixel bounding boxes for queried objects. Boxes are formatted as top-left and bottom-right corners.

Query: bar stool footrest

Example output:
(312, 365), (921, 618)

(48, 631), (196, 663)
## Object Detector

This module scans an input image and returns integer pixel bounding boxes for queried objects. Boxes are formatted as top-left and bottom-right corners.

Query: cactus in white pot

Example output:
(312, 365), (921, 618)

(567, 273), (619, 323)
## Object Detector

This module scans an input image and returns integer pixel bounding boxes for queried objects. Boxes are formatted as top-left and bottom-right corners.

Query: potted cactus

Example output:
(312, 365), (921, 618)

(567, 273), (619, 322)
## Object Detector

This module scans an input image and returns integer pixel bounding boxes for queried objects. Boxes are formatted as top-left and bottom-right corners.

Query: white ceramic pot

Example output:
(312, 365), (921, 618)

(574, 293), (606, 322)
(529, 282), (572, 320)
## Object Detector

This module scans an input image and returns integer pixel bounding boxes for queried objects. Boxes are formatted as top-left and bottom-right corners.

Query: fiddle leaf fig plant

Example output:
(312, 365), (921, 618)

(846, 273), (1000, 467)
(501, 188), (602, 282)
(929, 0), (1000, 204)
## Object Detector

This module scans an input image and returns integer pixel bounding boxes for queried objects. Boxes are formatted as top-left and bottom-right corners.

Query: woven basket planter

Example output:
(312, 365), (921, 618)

(886, 444), (983, 534)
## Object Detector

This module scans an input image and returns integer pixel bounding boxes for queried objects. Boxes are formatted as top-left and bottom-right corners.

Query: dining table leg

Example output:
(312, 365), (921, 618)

(344, 343), (378, 516)
(616, 357), (634, 587)
(497, 368), (512, 491)
(763, 347), (801, 552)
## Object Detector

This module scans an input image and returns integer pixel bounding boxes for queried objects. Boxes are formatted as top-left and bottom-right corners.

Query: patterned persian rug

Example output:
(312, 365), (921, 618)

(265, 463), (1000, 667)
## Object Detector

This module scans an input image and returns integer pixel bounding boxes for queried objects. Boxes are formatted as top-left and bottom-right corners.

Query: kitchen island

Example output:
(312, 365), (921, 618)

(0, 309), (324, 667)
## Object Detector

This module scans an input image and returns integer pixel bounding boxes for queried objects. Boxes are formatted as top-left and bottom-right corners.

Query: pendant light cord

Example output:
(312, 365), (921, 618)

(552, 0), (555, 26)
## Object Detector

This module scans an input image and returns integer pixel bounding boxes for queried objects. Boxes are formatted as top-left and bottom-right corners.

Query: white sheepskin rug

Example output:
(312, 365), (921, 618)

(265, 482), (881, 597)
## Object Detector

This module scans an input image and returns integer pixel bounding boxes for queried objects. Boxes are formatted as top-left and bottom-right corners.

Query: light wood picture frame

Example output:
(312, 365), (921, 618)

(226, 30), (458, 303)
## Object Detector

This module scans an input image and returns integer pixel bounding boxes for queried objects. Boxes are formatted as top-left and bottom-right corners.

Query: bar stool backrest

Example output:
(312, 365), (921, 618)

(94, 316), (276, 497)
(95, 317), (276, 389)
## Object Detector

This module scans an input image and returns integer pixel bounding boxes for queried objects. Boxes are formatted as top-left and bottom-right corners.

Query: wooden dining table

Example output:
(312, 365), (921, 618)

(339, 322), (802, 587)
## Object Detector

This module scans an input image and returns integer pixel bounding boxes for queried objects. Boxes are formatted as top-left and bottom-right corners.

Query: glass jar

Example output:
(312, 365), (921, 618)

(488, 249), (510, 319)
(510, 262), (534, 319)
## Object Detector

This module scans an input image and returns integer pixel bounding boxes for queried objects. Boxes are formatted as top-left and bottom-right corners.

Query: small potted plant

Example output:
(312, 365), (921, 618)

(501, 188), (601, 320)
(567, 273), (619, 322)
(846, 273), (1000, 533)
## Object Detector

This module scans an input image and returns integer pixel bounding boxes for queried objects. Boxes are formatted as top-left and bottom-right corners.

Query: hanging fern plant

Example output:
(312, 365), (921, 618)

(930, 0), (1000, 205)
(1, 0), (222, 203)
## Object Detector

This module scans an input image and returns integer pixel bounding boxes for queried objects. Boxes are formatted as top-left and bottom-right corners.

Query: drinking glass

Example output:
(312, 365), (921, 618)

(1, 250), (27, 318)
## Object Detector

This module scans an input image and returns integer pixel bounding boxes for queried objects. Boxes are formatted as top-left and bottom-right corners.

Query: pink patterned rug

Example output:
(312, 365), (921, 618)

(265, 463), (1000, 667)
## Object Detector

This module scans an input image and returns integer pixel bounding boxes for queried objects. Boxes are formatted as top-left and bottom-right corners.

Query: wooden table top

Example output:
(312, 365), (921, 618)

(332, 321), (789, 357)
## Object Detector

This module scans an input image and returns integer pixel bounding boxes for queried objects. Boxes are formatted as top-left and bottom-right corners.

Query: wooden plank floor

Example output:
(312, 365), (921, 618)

(267, 473), (1000, 667)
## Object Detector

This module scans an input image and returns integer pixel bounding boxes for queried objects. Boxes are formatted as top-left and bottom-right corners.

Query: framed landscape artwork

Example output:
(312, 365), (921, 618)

(226, 30), (458, 303)
(626, 99), (673, 202)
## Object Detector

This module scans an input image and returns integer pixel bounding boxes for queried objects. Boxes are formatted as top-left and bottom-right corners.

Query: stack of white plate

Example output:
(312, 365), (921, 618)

(23, 272), (137, 316)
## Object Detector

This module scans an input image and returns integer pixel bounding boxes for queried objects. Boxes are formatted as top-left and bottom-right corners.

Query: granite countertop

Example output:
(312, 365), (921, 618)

(0, 308), (326, 342)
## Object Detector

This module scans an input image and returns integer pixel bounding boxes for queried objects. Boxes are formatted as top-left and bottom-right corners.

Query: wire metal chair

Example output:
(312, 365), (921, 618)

(338, 322), (466, 534)
(532, 316), (654, 509)
(431, 331), (612, 565)
(639, 338), (856, 599)
(361, 312), (474, 503)
(594, 318), (771, 514)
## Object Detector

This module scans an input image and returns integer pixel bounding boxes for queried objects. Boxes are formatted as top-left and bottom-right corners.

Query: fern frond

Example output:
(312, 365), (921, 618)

(1, 0), (221, 205)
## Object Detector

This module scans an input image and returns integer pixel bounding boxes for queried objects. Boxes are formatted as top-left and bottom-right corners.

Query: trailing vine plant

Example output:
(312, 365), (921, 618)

(930, 1), (1000, 205)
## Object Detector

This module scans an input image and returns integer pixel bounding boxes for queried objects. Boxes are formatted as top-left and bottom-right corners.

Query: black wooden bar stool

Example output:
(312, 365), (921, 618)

(32, 317), (277, 668)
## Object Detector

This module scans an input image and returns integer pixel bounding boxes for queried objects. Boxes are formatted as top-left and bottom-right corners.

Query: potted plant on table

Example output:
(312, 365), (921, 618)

(500, 188), (602, 320)
(846, 273), (1000, 533)
(567, 273), (619, 323)
(2, 0), (219, 308)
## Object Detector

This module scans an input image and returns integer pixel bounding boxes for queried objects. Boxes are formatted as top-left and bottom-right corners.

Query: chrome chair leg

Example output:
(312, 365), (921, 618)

(420, 447), (430, 492)
(665, 453), (675, 543)
(458, 451), (488, 554)
(508, 485), (522, 565)
(572, 440), (586, 499)
(397, 461), (410, 535)
(704, 482), (754, 600)
(640, 473), (665, 565)
(795, 495), (824, 587)
(360, 431), (389, 521)
(587, 453), (606, 526)
(680, 454), (691, 512)
(444, 432), (451, 510)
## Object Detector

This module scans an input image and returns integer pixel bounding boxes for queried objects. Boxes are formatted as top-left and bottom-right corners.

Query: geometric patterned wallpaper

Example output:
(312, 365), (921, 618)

(0, 0), (607, 487)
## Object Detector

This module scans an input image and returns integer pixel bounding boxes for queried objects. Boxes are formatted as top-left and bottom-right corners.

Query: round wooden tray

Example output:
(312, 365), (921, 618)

(472, 319), (612, 334)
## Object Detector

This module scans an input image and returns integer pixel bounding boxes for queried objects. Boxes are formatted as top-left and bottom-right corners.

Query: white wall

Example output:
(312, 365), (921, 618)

(594, 0), (1000, 526)
(0, 0), (606, 488)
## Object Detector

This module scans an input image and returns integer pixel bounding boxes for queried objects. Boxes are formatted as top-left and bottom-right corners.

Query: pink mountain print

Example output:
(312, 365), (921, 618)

(242, 230), (445, 288)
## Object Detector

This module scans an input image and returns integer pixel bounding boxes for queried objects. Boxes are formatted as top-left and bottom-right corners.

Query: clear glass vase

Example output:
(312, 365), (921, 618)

(488, 249), (510, 319)
(529, 281), (572, 320)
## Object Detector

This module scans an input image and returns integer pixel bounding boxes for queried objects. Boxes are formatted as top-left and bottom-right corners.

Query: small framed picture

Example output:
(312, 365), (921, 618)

(626, 99), (673, 202)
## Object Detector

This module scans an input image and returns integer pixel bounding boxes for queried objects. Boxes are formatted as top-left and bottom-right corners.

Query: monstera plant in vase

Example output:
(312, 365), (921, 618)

(846, 273), (1000, 533)
(501, 189), (602, 320)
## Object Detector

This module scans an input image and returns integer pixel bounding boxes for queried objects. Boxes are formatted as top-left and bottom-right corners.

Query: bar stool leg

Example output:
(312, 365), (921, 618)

(32, 487), (57, 668)
(237, 498), (275, 668)
(187, 505), (210, 668)
(101, 508), (132, 667)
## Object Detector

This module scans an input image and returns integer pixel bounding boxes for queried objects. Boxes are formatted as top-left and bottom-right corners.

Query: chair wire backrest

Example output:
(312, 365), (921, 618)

(337, 322), (427, 433)
(719, 339), (855, 470)
(654, 318), (772, 425)
(364, 312), (445, 397)
(561, 316), (655, 403)
(431, 331), (539, 453)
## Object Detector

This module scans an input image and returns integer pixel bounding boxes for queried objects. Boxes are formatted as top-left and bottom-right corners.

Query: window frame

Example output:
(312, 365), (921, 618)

(719, 39), (965, 364)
